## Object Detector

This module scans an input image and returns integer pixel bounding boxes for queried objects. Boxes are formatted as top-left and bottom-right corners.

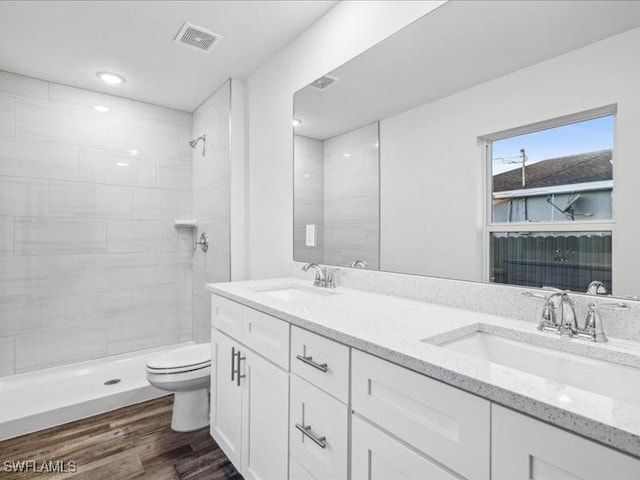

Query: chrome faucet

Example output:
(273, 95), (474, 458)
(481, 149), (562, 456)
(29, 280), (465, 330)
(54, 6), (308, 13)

(302, 263), (325, 287)
(530, 291), (577, 336)
(301, 264), (340, 289)
(524, 290), (629, 343)
(586, 280), (607, 295)
(351, 260), (368, 269)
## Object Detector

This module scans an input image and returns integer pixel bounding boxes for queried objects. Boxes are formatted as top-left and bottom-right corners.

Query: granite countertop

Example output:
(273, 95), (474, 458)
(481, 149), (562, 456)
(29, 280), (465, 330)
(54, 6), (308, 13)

(206, 277), (640, 457)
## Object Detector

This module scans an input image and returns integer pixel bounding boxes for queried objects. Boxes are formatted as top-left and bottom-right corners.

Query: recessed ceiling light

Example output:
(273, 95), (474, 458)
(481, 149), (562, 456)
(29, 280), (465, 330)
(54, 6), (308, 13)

(128, 149), (139, 156)
(292, 119), (302, 127)
(342, 153), (351, 158)
(96, 71), (126, 85)
(116, 162), (130, 167)
(93, 105), (110, 113)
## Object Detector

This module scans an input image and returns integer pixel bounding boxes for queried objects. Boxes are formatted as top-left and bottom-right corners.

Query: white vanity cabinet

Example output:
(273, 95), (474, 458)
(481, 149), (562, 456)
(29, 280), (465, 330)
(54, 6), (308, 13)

(210, 292), (640, 480)
(211, 295), (290, 480)
(492, 405), (640, 480)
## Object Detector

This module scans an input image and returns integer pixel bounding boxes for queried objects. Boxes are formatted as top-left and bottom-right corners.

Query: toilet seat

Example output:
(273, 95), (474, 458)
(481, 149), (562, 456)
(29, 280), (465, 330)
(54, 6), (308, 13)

(146, 344), (211, 374)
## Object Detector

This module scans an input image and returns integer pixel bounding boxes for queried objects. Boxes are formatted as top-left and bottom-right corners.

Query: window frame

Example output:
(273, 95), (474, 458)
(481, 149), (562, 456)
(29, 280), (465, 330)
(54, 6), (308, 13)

(481, 105), (617, 285)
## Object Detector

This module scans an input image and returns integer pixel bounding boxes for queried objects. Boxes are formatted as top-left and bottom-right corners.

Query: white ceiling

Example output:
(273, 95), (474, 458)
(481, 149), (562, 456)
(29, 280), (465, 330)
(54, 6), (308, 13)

(295, 0), (640, 140)
(0, 0), (337, 112)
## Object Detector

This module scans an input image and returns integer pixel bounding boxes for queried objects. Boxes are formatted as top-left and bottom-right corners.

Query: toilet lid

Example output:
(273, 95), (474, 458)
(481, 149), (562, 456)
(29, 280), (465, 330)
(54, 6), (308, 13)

(147, 343), (211, 370)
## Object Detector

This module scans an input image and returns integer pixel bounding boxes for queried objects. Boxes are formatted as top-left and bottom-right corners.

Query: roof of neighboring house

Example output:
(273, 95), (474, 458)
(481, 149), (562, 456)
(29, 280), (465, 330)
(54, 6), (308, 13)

(493, 149), (612, 193)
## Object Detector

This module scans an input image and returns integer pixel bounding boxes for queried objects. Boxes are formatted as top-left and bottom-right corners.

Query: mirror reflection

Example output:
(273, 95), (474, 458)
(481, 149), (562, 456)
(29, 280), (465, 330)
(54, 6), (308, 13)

(293, 0), (640, 298)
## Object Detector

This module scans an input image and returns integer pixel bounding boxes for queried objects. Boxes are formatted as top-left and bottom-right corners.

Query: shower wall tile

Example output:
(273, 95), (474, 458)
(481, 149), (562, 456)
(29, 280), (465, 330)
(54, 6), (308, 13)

(78, 149), (157, 187)
(15, 217), (107, 255)
(193, 183), (229, 220)
(131, 101), (192, 129)
(0, 70), (193, 375)
(0, 255), (80, 297)
(106, 219), (177, 253)
(0, 216), (14, 255)
(15, 327), (107, 373)
(0, 296), (48, 337)
(0, 177), (48, 216)
(107, 313), (179, 355)
(47, 289), (132, 329)
(78, 253), (156, 289)
(156, 252), (192, 285)
(0, 337), (15, 377)
(157, 159), (192, 190)
(16, 101), (107, 148)
(133, 188), (191, 220)
(0, 95), (15, 136)
(0, 71), (48, 100)
(0, 137), (78, 181)
(48, 181), (133, 218)
(49, 83), (132, 113)
(106, 118), (184, 158)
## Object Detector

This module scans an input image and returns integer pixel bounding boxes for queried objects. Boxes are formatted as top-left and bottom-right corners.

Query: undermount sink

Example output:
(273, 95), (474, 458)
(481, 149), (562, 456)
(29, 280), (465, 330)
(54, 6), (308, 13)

(254, 284), (338, 302)
(433, 331), (640, 405)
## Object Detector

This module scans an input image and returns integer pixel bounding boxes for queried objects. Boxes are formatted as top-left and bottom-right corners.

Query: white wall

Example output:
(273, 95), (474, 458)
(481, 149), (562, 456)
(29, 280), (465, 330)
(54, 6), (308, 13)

(0, 71), (193, 375)
(246, 1), (446, 279)
(379, 26), (640, 295)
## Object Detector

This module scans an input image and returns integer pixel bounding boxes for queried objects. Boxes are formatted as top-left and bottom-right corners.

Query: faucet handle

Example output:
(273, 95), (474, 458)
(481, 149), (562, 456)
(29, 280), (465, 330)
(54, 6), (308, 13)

(581, 302), (629, 343)
(522, 291), (548, 300)
(326, 268), (341, 289)
(589, 301), (630, 311)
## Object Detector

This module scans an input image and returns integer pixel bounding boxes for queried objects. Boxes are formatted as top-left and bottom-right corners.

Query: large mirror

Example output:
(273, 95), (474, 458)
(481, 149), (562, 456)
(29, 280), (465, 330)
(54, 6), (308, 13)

(293, 0), (640, 298)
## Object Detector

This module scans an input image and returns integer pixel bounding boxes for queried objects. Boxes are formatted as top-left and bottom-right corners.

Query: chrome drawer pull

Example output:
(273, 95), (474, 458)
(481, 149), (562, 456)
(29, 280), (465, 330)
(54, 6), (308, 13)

(231, 347), (238, 381)
(295, 423), (327, 449)
(296, 354), (328, 373)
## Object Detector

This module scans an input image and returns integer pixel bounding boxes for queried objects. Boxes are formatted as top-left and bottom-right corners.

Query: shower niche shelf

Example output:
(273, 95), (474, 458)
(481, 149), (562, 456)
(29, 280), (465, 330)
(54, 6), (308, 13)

(174, 220), (198, 229)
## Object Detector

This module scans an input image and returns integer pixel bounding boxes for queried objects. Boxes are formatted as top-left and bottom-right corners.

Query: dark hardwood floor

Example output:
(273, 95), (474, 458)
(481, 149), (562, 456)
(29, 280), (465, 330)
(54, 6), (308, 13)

(0, 395), (242, 479)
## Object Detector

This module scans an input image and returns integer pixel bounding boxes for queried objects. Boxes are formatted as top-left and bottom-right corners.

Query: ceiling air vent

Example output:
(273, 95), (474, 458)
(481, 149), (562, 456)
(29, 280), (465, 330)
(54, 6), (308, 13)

(174, 22), (222, 53)
(309, 75), (338, 90)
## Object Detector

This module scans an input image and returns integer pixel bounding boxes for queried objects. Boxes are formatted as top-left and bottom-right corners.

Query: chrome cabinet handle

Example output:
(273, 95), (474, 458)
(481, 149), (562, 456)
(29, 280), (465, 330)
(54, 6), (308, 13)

(296, 354), (328, 373)
(295, 423), (327, 449)
(231, 347), (238, 382)
(236, 351), (246, 387)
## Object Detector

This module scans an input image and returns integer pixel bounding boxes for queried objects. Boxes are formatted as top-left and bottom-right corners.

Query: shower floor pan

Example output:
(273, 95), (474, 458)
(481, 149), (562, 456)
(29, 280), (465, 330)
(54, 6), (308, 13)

(0, 343), (191, 441)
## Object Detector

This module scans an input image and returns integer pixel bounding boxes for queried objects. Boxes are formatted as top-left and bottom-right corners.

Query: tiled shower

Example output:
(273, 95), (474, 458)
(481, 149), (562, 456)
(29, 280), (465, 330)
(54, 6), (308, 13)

(0, 71), (231, 376)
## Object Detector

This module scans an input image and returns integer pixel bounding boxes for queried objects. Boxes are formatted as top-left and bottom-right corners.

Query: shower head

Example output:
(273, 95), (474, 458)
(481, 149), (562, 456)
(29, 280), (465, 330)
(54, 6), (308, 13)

(188, 135), (206, 156)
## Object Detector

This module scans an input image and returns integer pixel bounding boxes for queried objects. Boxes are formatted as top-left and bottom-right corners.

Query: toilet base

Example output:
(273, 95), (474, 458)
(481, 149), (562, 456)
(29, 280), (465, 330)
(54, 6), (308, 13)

(171, 388), (210, 432)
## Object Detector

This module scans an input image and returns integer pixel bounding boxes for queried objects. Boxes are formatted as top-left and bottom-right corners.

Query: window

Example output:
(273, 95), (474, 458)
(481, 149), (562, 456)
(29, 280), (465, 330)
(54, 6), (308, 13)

(486, 109), (615, 293)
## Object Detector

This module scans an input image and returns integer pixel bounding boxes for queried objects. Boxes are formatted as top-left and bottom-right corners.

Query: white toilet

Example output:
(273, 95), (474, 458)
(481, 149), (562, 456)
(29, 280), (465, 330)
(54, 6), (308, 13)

(146, 343), (211, 432)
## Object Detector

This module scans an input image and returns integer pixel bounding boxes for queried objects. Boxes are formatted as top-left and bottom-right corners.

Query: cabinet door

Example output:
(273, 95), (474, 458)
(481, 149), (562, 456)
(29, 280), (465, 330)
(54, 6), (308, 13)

(210, 331), (243, 468)
(242, 349), (289, 480)
(352, 415), (460, 480)
(289, 375), (348, 480)
(492, 405), (640, 480)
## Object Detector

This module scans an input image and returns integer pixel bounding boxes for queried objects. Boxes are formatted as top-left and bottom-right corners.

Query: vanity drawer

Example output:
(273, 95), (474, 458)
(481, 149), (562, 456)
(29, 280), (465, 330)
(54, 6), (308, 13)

(291, 326), (349, 402)
(352, 350), (490, 480)
(211, 294), (243, 340)
(352, 415), (460, 480)
(242, 306), (290, 370)
(290, 374), (349, 480)
(492, 405), (640, 480)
